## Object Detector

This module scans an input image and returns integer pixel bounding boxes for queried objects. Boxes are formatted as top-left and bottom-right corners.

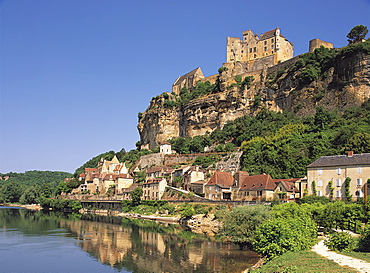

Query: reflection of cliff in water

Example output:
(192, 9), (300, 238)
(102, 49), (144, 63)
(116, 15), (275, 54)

(60, 214), (260, 273)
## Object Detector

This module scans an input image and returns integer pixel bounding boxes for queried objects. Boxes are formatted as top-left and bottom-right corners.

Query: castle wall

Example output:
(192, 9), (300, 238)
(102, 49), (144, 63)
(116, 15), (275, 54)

(309, 38), (334, 52)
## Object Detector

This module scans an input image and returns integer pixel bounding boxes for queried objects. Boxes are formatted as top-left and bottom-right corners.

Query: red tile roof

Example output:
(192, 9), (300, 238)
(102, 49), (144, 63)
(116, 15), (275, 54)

(240, 174), (276, 191)
(206, 172), (234, 188)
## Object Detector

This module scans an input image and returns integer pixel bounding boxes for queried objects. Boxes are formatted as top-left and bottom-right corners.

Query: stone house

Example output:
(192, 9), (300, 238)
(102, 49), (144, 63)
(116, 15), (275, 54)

(183, 166), (206, 190)
(160, 142), (172, 155)
(190, 180), (207, 195)
(78, 156), (133, 195)
(146, 166), (174, 181)
(233, 174), (276, 201)
(204, 172), (234, 201)
(142, 178), (167, 200)
(307, 152), (370, 200)
(273, 179), (300, 201)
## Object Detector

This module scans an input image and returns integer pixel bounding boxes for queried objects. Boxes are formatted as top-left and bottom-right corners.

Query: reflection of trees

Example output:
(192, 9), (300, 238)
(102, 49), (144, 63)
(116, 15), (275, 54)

(3, 209), (260, 272)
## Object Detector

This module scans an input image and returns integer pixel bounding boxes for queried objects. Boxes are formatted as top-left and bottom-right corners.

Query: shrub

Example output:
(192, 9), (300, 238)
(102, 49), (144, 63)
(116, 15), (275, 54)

(325, 232), (358, 252)
(253, 216), (317, 259)
(358, 224), (370, 252)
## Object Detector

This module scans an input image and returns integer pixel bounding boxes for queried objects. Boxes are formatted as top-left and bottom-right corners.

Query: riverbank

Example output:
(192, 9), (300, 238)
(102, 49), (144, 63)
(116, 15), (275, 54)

(1, 203), (42, 210)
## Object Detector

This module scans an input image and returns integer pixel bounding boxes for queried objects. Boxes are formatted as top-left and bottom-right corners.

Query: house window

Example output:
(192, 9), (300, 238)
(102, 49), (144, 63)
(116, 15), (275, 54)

(357, 178), (363, 186)
(318, 180), (323, 187)
(318, 169), (323, 175)
(271, 38), (274, 43)
(258, 191), (263, 196)
(337, 168), (342, 175)
(356, 190), (363, 197)
(336, 190), (341, 198)
(358, 167), (362, 173)
(253, 47), (257, 52)
(336, 179), (341, 187)
(264, 41), (267, 45)
(249, 48), (253, 53)
(318, 191), (322, 196)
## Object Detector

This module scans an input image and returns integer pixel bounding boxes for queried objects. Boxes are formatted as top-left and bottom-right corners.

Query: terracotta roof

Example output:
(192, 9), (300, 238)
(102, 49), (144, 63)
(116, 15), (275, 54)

(191, 180), (207, 185)
(307, 153), (370, 168)
(275, 180), (299, 192)
(239, 174), (276, 191)
(85, 168), (98, 172)
(143, 178), (164, 185)
(206, 172), (234, 188)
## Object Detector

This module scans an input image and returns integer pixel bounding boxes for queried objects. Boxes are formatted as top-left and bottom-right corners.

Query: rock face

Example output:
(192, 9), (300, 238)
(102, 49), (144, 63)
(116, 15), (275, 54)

(138, 49), (370, 149)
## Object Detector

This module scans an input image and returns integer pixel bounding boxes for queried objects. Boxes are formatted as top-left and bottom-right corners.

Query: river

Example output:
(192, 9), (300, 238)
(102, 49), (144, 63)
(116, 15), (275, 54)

(0, 206), (260, 273)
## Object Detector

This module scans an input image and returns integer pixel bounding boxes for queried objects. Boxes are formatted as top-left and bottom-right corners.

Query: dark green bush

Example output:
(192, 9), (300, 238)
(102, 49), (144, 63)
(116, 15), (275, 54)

(325, 232), (358, 252)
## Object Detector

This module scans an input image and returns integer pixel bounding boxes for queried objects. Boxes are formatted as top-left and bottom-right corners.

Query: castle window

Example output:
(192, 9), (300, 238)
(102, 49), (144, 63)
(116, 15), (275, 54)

(253, 47), (256, 52)
(271, 38), (274, 43)
(253, 54), (257, 58)
(264, 41), (267, 45)
(271, 45), (274, 49)
(264, 47), (267, 51)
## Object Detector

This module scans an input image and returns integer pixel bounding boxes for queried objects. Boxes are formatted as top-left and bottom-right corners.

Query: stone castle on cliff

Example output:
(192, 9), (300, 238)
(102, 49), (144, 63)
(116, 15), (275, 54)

(172, 28), (333, 95)
(139, 27), (370, 150)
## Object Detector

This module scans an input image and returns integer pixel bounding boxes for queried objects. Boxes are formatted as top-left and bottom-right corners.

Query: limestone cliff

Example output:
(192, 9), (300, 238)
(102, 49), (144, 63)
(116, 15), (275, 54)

(138, 45), (370, 149)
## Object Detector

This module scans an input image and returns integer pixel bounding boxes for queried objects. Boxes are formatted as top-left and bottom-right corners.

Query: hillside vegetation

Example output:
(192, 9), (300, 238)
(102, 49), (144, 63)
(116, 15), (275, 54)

(168, 100), (370, 179)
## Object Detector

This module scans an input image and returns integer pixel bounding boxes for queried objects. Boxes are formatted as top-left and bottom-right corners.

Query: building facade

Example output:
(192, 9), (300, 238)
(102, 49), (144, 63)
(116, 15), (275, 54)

(307, 152), (370, 200)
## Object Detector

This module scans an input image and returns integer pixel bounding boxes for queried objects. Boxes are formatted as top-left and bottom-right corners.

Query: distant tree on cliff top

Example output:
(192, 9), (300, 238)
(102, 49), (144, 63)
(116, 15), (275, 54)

(347, 25), (368, 44)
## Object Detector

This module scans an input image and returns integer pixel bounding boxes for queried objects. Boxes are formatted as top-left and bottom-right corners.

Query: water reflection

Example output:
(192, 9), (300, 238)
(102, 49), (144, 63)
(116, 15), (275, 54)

(0, 207), (259, 272)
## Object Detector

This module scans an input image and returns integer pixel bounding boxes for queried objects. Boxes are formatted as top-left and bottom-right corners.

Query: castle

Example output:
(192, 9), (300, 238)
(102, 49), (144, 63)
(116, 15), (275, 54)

(172, 28), (332, 94)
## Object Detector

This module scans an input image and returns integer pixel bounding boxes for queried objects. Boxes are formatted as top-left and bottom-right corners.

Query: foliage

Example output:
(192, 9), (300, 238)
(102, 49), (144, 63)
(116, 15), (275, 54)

(252, 203), (317, 260)
(218, 205), (271, 249)
(358, 224), (370, 252)
(38, 197), (82, 212)
(325, 232), (358, 252)
(297, 195), (331, 204)
(0, 182), (24, 203)
(345, 177), (352, 201)
(192, 154), (221, 168)
(131, 187), (143, 206)
(179, 204), (195, 218)
(347, 25), (368, 44)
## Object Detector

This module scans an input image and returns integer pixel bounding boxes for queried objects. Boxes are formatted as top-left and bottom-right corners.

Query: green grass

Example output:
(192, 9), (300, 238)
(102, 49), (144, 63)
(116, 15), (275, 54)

(341, 251), (370, 263)
(251, 250), (358, 273)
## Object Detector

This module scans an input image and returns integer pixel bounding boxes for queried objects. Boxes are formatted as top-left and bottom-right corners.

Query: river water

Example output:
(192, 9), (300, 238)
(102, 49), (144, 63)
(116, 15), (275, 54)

(0, 207), (259, 273)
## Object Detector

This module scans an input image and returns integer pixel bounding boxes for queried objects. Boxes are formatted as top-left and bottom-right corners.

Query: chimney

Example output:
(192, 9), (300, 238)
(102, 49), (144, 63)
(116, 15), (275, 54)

(348, 151), (354, 157)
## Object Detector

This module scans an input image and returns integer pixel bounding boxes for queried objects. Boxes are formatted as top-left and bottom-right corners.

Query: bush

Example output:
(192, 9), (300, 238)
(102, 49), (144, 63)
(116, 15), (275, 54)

(253, 216), (317, 259)
(358, 224), (370, 252)
(325, 232), (358, 252)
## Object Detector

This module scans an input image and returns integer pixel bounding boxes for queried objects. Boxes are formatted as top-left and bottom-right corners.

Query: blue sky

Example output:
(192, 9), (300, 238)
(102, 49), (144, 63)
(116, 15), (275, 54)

(1, 0), (369, 174)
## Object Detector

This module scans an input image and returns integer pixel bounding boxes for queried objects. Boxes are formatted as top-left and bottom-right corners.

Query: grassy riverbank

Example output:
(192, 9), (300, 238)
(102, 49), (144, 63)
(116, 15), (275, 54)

(250, 250), (358, 273)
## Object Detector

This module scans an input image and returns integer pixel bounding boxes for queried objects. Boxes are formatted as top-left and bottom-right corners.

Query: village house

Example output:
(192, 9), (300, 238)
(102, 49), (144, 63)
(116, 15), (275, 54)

(142, 178), (167, 200)
(273, 179), (301, 201)
(146, 166), (174, 182)
(190, 180), (207, 196)
(77, 155), (134, 195)
(204, 172), (234, 201)
(232, 174), (276, 201)
(307, 151), (370, 200)
(159, 142), (172, 154)
(183, 166), (206, 190)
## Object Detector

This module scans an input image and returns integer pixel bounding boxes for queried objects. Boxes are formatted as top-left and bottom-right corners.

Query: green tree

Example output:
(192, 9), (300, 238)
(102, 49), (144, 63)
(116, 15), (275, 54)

(218, 205), (271, 249)
(131, 187), (143, 206)
(0, 182), (24, 203)
(19, 185), (41, 204)
(347, 25), (368, 44)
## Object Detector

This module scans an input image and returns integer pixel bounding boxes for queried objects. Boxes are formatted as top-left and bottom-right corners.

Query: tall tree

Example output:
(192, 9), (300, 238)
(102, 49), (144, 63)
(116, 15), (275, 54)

(347, 25), (368, 44)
